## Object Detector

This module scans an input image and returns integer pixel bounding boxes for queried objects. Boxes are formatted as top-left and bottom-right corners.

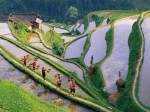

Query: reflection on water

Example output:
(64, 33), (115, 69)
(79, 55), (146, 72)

(28, 46), (84, 82)
(84, 26), (110, 67)
(101, 18), (137, 93)
(65, 36), (87, 59)
(0, 39), (88, 96)
(139, 17), (150, 106)
(0, 55), (93, 112)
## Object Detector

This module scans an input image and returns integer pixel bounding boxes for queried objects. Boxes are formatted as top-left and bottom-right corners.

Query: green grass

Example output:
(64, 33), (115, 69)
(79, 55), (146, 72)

(8, 22), (32, 44)
(0, 80), (67, 112)
(0, 46), (114, 112)
(0, 36), (107, 105)
(92, 15), (105, 27)
(39, 29), (62, 47)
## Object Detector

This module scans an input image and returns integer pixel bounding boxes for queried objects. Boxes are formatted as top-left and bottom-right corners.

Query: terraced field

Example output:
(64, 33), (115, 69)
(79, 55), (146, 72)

(139, 13), (150, 106)
(1, 10), (150, 112)
(101, 17), (138, 93)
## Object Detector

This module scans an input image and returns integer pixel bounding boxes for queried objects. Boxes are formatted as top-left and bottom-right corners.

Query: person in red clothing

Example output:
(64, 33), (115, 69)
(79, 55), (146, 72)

(69, 79), (76, 96)
(32, 61), (36, 72)
(56, 74), (62, 90)
(22, 56), (27, 66)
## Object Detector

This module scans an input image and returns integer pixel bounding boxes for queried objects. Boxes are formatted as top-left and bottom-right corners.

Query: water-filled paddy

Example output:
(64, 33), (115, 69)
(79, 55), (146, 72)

(101, 18), (137, 93)
(65, 36), (87, 59)
(84, 26), (111, 67)
(0, 55), (93, 112)
(138, 16), (150, 106)
(0, 39), (87, 96)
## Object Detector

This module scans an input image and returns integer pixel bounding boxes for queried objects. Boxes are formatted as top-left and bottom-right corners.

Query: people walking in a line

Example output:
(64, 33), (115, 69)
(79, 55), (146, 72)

(56, 74), (62, 90)
(69, 79), (76, 96)
(42, 67), (46, 80)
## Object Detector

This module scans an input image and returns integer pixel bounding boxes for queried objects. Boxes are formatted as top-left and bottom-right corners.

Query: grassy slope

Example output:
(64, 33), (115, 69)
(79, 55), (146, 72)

(0, 80), (67, 112)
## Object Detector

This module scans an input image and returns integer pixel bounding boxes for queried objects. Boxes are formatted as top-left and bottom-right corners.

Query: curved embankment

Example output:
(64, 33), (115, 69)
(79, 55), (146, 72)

(0, 56), (93, 112)
(84, 25), (111, 67)
(64, 20), (96, 60)
(138, 13), (150, 106)
(0, 39), (87, 96)
(28, 47), (84, 81)
(65, 36), (87, 59)
(31, 31), (84, 80)
(0, 48), (114, 112)
(0, 36), (105, 103)
(101, 17), (138, 93)
(131, 12), (150, 112)
(83, 21), (96, 35)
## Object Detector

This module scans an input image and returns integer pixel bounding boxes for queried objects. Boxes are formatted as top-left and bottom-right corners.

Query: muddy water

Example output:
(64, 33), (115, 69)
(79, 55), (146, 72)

(28, 47), (84, 82)
(0, 56), (93, 112)
(84, 26), (111, 67)
(0, 39), (88, 97)
(101, 18), (137, 93)
(65, 36), (87, 59)
(138, 17), (150, 106)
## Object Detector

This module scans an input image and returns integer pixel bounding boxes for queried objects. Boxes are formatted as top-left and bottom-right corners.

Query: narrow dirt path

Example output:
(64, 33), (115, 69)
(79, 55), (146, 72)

(132, 12), (150, 112)
(0, 48), (111, 112)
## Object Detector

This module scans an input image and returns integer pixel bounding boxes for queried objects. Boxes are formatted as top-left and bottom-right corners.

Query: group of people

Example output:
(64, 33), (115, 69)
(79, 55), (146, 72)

(22, 55), (76, 96)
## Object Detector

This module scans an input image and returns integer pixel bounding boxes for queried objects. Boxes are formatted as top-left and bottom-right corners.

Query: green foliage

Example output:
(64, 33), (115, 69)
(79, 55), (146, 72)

(66, 6), (78, 19)
(39, 29), (64, 56)
(9, 22), (31, 44)
(0, 0), (136, 23)
(0, 80), (67, 112)
(92, 15), (105, 26)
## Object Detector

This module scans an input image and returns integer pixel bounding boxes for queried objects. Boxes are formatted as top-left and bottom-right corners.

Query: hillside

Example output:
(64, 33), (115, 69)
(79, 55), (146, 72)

(0, 0), (134, 22)
(1, 9), (150, 112)
(0, 80), (67, 112)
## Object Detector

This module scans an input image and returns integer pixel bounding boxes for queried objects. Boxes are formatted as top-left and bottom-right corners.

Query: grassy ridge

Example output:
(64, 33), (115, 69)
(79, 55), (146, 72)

(0, 36), (109, 105)
(0, 80), (67, 112)
(0, 46), (111, 112)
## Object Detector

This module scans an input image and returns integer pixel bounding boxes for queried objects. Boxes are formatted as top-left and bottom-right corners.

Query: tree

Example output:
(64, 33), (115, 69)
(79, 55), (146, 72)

(66, 6), (78, 19)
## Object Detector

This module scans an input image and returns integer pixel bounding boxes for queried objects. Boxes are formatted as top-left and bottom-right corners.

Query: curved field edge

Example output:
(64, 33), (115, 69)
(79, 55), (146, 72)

(0, 80), (67, 112)
(0, 36), (101, 101)
(0, 36), (121, 111)
(117, 12), (150, 112)
(0, 47), (120, 112)
(134, 12), (150, 110)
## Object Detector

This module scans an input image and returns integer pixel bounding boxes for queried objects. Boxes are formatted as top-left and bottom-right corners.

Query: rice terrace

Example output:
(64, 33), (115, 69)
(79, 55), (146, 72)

(1, 1), (150, 112)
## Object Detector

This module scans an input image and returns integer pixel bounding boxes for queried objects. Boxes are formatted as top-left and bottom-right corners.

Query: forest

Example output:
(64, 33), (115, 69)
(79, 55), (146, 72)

(0, 0), (146, 23)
